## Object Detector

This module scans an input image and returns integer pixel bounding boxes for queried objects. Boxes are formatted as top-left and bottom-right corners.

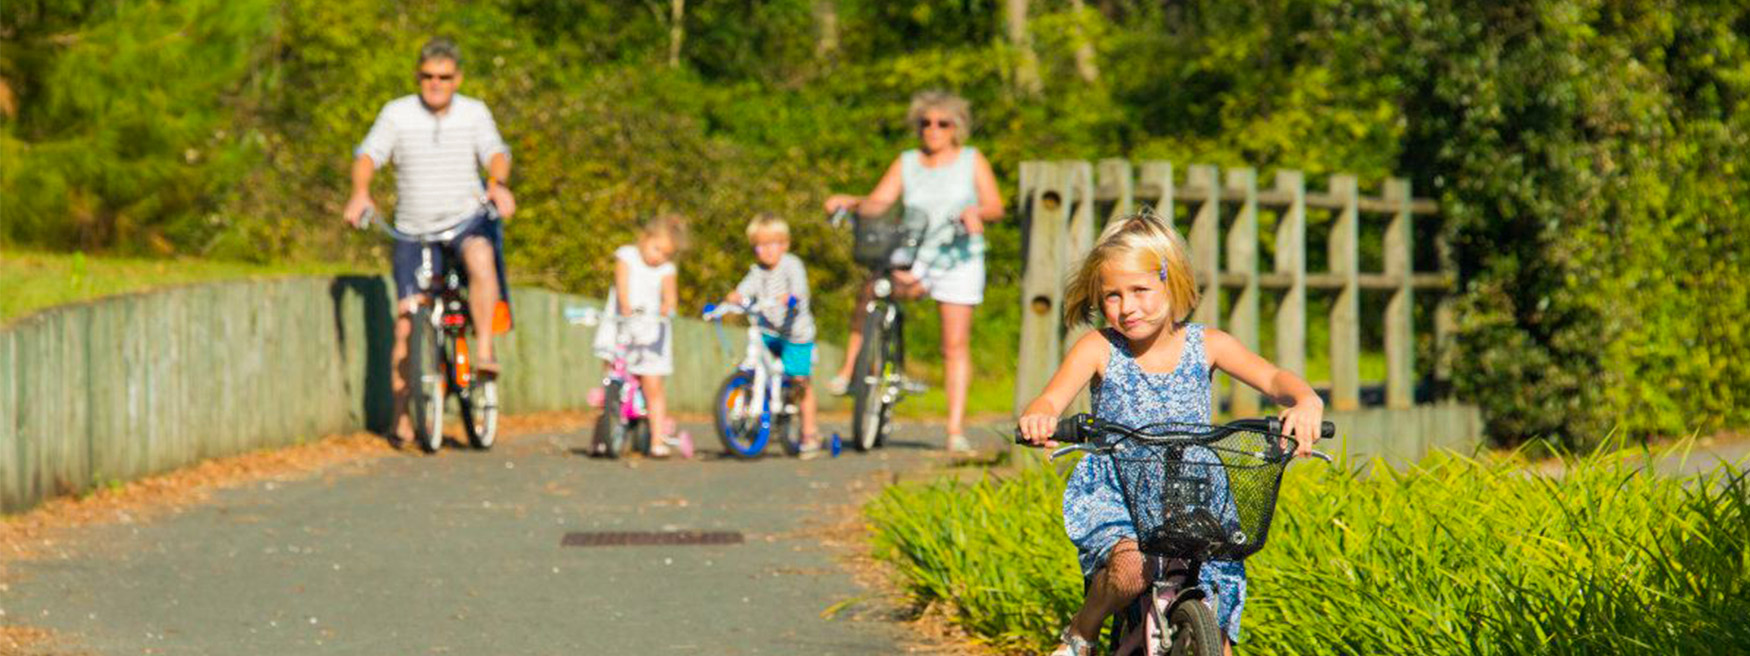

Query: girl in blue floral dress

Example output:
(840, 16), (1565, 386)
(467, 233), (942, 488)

(1018, 214), (1326, 656)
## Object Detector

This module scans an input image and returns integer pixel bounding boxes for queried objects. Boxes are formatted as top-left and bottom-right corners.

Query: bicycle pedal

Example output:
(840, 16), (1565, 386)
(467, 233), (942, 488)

(899, 379), (930, 395)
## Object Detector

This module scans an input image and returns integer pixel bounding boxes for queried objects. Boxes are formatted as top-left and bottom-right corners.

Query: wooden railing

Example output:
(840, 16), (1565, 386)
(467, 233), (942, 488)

(1014, 160), (1457, 416)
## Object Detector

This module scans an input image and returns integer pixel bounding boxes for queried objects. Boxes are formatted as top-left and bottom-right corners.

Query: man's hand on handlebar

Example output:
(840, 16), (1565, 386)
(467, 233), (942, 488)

(343, 194), (376, 228)
(486, 184), (516, 220)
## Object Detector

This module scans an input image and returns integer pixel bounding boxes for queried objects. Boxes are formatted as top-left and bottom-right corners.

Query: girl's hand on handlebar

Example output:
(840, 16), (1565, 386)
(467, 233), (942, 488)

(1017, 413), (1060, 448)
(958, 207), (985, 235)
(1277, 397), (1325, 458)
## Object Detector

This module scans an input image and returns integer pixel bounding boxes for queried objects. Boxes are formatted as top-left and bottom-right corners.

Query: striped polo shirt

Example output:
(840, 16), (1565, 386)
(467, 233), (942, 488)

(355, 94), (510, 234)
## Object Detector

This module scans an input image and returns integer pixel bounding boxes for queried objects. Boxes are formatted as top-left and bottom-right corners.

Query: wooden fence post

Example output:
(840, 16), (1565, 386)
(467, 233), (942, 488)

(1187, 165), (1221, 327)
(1273, 170), (1307, 382)
(1383, 178), (1415, 408)
(1098, 158), (1134, 224)
(1015, 162), (1071, 414)
(1225, 167), (1260, 416)
(1138, 161), (1174, 227)
(1328, 174), (1361, 411)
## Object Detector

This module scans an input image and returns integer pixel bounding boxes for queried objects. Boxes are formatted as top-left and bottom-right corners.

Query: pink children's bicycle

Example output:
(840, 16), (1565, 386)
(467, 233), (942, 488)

(566, 307), (692, 459)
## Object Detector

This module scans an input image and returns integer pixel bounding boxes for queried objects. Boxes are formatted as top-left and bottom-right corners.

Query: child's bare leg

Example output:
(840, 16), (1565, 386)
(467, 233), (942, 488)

(640, 373), (671, 455)
(1069, 540), (1146, 641)
(390, 307), (415, 441)
(797, 378), (819, 441)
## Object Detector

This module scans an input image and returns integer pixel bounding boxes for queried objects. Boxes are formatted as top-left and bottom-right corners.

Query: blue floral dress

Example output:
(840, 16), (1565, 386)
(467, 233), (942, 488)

(1062, 323), (1247, 644)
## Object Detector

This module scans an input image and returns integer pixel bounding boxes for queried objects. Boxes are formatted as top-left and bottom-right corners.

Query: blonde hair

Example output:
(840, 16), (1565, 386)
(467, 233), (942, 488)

(906, 90), (971, 145)
(745, 212), (790, 242)
(1063, 212), (1199, 327)
(641, 213), (690, 251)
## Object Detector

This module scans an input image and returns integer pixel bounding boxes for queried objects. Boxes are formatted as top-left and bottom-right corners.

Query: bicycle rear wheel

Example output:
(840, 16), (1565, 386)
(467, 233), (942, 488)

(850, 304), (891, 452)
(1166, 598), (1220, 656)
(408, 307), (446, 454)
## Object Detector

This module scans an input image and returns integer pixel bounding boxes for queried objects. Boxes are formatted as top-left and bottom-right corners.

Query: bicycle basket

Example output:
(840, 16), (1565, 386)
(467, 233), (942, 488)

(1105, 423), (1293, 561)
(852, 212), (916, 269)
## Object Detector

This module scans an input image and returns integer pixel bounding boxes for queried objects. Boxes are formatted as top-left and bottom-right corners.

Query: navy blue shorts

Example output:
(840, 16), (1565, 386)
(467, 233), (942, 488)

(391, 214), (497, 301)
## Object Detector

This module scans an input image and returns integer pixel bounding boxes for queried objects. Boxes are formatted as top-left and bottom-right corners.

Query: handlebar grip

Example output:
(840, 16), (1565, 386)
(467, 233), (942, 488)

(1014, 414), (1093, 445)
(1265, 418), (1337, 439)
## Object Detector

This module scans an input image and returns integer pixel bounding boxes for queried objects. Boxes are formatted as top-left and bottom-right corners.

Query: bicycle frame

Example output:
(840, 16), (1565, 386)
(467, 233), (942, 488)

(707, 302), (797, 453)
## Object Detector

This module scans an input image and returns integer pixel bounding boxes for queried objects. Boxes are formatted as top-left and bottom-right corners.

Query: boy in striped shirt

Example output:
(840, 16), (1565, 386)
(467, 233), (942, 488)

(718, 213), (823, 458)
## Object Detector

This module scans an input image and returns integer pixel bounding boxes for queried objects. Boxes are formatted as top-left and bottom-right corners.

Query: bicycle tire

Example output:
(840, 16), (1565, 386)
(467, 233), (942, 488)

(632, 418), (652, 455)
(460, 377), (498, 449)
(594, 381), (628, 458)
(850, 304), (889, 452)
(713, 372), (765, 457)
(1166, 598), (1220, 656)
(409, 307), (445, 454)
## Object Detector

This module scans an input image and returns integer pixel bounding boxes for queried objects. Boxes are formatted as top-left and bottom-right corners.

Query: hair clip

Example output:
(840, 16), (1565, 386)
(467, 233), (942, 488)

(1159, 262), (1170, 282)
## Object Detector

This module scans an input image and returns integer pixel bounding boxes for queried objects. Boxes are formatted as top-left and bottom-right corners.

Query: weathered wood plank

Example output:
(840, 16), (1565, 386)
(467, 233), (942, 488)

(1225, 167), (1261, 416)
(1187, 165), (1222, 328)
(1015, 162), (1071, 414)
(1272, 170), (1307, 382)
(1383, 178), (1415, 408)
(1327, 174), (1361, 411)
(1137, 161), (1175, 228)
(1096, 158), (1134, 224)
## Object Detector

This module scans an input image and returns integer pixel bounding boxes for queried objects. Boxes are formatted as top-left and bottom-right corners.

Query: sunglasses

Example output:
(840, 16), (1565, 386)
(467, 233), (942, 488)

(917, 119), (954, 130)
(418, 72), (457, 82)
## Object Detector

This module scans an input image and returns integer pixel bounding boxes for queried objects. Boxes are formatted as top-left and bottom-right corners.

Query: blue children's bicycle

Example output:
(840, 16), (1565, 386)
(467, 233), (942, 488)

(703, 298), (832, 458)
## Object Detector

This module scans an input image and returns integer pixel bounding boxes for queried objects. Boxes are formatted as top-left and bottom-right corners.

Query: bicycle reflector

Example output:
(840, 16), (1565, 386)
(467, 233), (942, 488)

(442, 313), (469, 327)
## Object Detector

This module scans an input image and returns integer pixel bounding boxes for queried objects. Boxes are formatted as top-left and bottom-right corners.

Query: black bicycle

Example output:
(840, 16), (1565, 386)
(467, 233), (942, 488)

(833, 207), (968, 451)
(1017, 415), (1333, 655)
(361, 205), (501, 453)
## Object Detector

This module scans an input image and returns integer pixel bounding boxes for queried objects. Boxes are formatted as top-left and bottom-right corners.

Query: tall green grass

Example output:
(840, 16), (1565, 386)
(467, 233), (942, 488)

(866, 448), (1749, 654)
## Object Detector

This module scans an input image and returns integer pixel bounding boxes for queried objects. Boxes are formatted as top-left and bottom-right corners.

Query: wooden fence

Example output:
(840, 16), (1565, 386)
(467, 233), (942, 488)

(0, 277), (840, 513)
(1014, 160), (1477, 458)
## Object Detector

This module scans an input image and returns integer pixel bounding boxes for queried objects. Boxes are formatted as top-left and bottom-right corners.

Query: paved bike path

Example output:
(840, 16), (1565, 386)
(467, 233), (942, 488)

(2, 422), (988, 655)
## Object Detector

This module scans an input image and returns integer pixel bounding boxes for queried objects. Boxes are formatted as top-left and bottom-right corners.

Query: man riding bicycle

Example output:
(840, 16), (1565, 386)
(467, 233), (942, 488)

(341, 37), (515, 445)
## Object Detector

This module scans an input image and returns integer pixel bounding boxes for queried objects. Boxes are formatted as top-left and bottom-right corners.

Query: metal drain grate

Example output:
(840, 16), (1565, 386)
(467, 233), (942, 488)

(561, 530), (745, 547)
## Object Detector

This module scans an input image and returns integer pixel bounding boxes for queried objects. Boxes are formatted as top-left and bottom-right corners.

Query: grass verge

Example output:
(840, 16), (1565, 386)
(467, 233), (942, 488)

(2, 249), (367, 323)
(866, 446), (1750, 654)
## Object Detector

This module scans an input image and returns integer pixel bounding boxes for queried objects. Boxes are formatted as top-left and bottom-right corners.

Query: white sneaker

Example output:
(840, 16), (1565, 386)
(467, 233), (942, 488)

(946, 434), (975, 455)
(827, 375), (850, 396)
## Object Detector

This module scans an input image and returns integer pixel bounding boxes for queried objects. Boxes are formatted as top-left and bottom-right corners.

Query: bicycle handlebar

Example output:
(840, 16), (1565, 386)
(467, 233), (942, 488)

(358, 202), (498, 244)
(1014, 414), (1336, 446)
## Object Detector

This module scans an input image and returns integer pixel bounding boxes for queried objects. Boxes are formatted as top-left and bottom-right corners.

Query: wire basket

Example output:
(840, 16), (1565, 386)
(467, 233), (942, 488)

(851, 211), (920, 269)
(1105, 423), (1292, 561)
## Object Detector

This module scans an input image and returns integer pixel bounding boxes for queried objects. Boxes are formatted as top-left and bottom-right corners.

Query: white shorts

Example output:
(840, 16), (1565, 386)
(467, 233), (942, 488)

(912, 255), (985, 306)
(593, 315), (673, 376)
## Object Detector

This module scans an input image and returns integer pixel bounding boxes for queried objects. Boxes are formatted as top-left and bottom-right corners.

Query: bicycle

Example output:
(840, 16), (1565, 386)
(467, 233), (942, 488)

(830, 207), (969, 451)
(360, 205), (501, 454)
(703, 297), (834, 458)
(1016, 414), (1335, 656)
(568, 307), (693, 459)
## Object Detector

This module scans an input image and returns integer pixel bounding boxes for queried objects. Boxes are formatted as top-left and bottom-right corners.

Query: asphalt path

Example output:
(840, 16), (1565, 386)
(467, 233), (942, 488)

(2, 420), (998, 655)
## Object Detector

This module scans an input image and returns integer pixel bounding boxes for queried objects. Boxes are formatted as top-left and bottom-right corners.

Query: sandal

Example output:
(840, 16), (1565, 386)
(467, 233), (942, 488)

(1050, 627), (1093, 656)
(946, 434), (976, 455)
(474, 357), (500, 378)
(646, 440), (673, 459)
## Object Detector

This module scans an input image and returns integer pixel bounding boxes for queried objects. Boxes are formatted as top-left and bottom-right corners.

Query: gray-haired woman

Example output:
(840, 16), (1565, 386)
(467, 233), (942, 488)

(823, 90), (1004, 453)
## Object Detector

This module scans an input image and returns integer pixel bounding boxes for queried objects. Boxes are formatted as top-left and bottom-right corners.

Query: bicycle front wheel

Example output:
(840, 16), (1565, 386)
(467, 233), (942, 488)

(850, 304), (891, 452)
(1166, 598), (1220, 656)
(594, 381), (629, 458)
(409, 307), (446, 454)
(713, 372), (766, 458)
(460, 376), (498, 450)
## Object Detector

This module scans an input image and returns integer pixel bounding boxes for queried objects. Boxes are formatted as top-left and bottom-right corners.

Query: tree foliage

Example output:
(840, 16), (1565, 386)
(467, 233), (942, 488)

(1, 0), (1745, 445)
